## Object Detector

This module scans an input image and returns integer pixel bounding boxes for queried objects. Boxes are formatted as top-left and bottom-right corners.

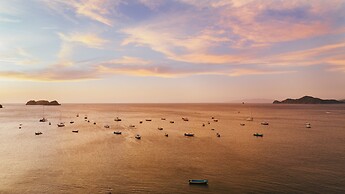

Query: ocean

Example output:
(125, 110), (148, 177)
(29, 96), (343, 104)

(0, 103), (345, 193)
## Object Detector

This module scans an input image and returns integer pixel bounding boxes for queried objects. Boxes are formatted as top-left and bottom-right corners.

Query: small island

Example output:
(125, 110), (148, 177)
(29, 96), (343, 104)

(26, 100), (61, 106)
(273, 96), (344, 104)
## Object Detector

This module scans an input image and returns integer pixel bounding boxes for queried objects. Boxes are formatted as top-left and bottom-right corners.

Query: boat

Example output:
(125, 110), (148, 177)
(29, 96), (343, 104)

(189, 179), (208, 184)
(76, 114), (79, 117)
(39, 118), (47, 122)
(113, 131), (122, 135)
(202, 123), (205, 127)
(49, 122), (51, 125)
(253, 133), (263, 137)
(184, 133), (194, 137)
(207, 121), (210, 124)
(139, 121), (143, 124)
(104, 125), (110, 128)
(305, 123), (311, 128)
(182, 117), (189, 121)
(240, 123), (245, 126)
(93, 122), (96, 125)
(165, 133), (169, 137)
(135, 134), (141, 139)
(114, 117), (122, 122)
(84, 116), (87, 119)
(129, 124), (135, 128)
(145, 119), (152, 121)
(170, 121), (174, 123)
(261, 121), (269, 125)
(211, 116), (215, 119)
(58, 123), (65, 127)
(39, 106), (47, 122)
(35, 132), (43, 135)
(211, 128), (215, 130)
(70, 121), (74, 124)
(72, 130), (78, 133)
(246, 117), (253, 121)
(158, 127), (163, 130)
(161, 118), (166, 120)
(213, 119), (218, 122)
(216, 133), (221, 137)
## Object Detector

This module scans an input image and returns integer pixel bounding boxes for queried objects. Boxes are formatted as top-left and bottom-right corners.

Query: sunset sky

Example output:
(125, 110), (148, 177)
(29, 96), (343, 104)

(0, 0), (345, 103)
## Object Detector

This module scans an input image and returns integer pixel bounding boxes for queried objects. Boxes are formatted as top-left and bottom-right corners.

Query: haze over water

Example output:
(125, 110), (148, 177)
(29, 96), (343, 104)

(1, 103), (345, 193)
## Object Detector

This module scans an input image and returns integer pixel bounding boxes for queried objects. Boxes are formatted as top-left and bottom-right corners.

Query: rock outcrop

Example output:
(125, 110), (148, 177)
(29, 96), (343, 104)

(26, 100), (61, 106)
(273, 96), (344, 104)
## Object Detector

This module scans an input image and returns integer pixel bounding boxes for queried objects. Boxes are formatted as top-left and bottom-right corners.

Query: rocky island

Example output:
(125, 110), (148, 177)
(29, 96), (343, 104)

(26, 100), (61, 106)
(273, 96), (344, 104)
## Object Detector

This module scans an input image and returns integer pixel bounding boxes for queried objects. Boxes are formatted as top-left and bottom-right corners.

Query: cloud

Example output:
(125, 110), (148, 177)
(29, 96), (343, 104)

(42, 0), (120, 26)
(107, 56), (151, 66)
(0, 17), (21, 23)
(58, 32), (107, 49)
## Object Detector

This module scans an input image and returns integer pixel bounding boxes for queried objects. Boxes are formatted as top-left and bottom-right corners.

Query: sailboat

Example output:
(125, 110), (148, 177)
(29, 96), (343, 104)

(57, 112), (65, 127)
(39, 106), (47, 122)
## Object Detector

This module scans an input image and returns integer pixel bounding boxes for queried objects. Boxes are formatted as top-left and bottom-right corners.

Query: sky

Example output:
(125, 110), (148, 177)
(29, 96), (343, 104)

(0, 0), (345, 103)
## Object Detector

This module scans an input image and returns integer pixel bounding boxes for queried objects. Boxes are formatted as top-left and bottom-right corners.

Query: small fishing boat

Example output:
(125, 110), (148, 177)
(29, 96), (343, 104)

(170, 121), (174, 123)
(129, 124), (135, 128)
(240, 123), (245, 126)
(49, 122), (51, 125)
(253, 133), (263, 137)
(158, 127), (163, 130)
(72, 130), (78, 133)
(211, 116), (215, 119)
(184, 133), (194, 137)
(139, 121), (143, 124)
(135, 134), (141, 139)
(211, 128), (215, 131)
(216, 133), (221, 137)
(182, 117), (189, 121)
(146, 119), (152, 121)
(213, 119), (218, 122)
(202, 123), (205, 127)
(165, 133), (169, 137)
(70, 121), (74, 124)
(39, 118), (47, 122)
(189, 179), (208, 184)
(84, 116), (87, 119)
(305, 123), (311, 128)
(114, 117), (122, 122)
(207, 121), (210, 124)
(104, 125), (110, 128)
(113, 131), (122, 135)
(76, 114), (79, 117)
(35, 132), (42, 135)
(261, 121), (269, 125)
(246, 117), (253, 121)
(93, 122), (96, 125)
(161, 118), (166, 120)
(57, 123), (65, 127)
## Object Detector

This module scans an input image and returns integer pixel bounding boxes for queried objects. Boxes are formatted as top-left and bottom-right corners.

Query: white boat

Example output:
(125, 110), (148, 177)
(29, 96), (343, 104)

(246, 117), (253, 121)
(58, 123), (65, 127)
(305, 123), (311, 128)
(135, 134), (141, 139)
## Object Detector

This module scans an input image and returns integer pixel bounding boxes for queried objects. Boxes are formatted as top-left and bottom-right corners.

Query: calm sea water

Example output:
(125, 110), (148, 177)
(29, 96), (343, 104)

(0, 103), (345, 193)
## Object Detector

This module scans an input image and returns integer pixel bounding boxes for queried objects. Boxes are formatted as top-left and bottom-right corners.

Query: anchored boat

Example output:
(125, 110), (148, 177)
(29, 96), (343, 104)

(189, 179), (208, 184)
(184, 133), (194, 137)
(253, 133), (263, 137)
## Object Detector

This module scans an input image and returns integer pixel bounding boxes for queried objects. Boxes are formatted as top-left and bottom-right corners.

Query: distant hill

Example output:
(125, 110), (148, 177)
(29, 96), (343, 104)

(26, 100), (61, 106)
(273, 96), (344, 104)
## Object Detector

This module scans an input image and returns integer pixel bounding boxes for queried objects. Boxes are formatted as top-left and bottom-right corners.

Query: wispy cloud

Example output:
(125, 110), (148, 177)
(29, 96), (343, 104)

(42, 0), (120, 26)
